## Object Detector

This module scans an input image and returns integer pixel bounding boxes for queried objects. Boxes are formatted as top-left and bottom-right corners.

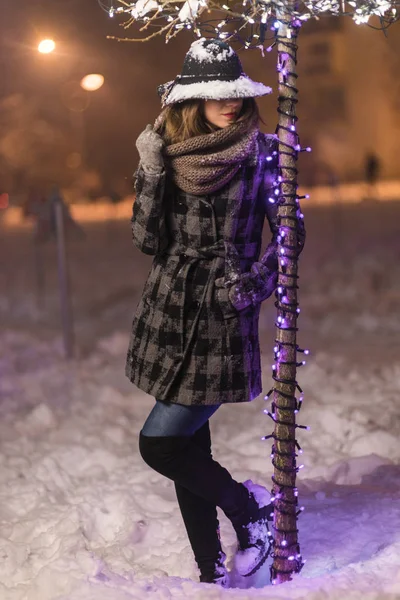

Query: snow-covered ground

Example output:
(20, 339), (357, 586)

(1, 199), (400, 600)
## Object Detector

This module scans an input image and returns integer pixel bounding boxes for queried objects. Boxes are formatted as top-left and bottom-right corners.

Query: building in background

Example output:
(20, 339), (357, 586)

(296, 17), (399, 185)
(1, 3), (399, 196)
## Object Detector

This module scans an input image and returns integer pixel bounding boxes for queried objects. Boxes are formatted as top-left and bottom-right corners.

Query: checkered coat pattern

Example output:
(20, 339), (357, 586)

(126, 132), (280, 406)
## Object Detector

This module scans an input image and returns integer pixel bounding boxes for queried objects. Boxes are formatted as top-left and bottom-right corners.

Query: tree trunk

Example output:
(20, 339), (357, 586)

(270, 12), (304, 584)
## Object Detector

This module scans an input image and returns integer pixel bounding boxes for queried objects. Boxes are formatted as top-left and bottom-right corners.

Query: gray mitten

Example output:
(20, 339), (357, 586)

(215, 241), (278, 314)
(136, 125), (164, 174)
(228, 264), (278, 310)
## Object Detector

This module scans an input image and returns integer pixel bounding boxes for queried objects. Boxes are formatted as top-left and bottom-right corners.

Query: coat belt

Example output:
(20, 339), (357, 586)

(160, 239), (259, 363)
(165, 239), (259, 262)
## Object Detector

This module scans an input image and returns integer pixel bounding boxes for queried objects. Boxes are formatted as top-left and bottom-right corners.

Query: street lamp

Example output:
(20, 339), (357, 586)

(64, 75), (105, 167)
(38, 39), (56, 54)
(80, 74), (105, 92)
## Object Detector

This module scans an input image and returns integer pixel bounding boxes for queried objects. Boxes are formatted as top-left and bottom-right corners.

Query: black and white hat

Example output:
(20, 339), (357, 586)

(158, 38), (272, 107)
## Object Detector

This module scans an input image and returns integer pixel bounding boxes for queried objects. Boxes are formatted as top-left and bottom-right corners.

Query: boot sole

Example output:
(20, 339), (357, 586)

(242, 540), (272, 577)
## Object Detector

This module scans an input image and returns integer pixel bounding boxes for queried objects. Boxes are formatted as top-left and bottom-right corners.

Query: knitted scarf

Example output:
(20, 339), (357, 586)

(156, 113), (259, 195)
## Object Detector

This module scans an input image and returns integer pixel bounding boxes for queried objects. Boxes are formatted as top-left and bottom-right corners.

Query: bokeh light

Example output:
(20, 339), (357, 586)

(80, 74), (105, 92)
(38, 39), (56, 54)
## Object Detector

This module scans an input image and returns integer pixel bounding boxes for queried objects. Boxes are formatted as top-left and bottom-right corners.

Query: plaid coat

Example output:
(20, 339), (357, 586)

(126, 132), (279, 406)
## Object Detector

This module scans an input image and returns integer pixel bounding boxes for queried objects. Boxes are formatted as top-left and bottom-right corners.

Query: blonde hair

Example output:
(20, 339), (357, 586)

(161, 98), (261, 145)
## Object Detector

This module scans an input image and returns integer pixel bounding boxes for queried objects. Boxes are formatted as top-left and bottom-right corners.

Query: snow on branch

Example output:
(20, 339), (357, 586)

(99, 0), (400, 42)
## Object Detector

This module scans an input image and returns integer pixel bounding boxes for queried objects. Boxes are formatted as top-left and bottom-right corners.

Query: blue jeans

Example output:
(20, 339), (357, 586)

(141, 400), (220, 437)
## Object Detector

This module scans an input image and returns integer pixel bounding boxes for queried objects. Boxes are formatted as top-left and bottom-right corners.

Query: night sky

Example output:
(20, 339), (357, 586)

(1, 2), (399, 193)
(1, 0), (196, 191)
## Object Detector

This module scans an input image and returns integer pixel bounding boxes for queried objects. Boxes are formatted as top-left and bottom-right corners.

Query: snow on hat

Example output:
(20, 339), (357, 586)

(158, 38), (272, 107)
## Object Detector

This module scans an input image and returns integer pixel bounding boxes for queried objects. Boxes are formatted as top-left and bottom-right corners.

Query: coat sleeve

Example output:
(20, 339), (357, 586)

(216, 135), (279, 312)
(217, 134), (305, 312)
(262, 134), (306, 255)
(130, 164), (168, 255)
(262, 135), (306, 256)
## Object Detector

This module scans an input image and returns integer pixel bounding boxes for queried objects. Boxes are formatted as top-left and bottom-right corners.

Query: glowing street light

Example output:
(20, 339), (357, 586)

(80, 74), (105, 92)
(38, 39), (56, 54)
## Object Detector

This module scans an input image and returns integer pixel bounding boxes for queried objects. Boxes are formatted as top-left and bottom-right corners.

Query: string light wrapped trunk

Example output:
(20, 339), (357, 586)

(269, 11), (305, 583)
(100, 0), (400, 584)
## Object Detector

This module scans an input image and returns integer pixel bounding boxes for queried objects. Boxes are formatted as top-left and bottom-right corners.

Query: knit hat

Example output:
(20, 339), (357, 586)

(158, 38), (272, 108)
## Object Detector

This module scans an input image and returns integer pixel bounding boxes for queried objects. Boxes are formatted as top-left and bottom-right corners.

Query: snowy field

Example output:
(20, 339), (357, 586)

(1, 199), (400, 600)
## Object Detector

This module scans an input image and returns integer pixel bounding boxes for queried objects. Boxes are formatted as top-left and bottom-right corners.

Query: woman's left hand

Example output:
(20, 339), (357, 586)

(215, 265), (277, 313)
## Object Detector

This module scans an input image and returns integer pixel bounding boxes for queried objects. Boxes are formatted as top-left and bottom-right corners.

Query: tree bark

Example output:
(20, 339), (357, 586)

(270, 12), (304, 584)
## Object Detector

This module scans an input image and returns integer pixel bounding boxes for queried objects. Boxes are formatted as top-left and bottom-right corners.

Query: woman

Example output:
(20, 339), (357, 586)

(126, 38), (303, 586)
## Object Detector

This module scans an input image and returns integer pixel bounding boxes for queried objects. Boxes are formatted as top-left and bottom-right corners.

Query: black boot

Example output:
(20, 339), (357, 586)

(139, 433), (263, 578)
(174, 423), (228, 586)
(139, 432), (249, 515)
(230, 480), (274, 577)
(199, 551), (228, 586)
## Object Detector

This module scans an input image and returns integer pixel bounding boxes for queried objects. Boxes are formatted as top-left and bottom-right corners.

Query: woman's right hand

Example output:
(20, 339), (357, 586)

(136, 125), (164, 174)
